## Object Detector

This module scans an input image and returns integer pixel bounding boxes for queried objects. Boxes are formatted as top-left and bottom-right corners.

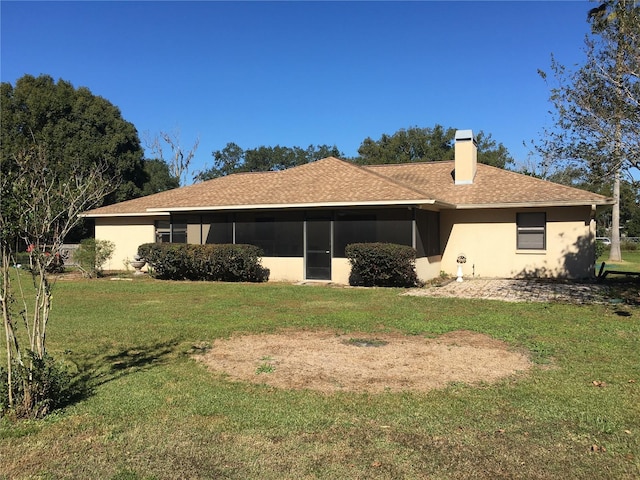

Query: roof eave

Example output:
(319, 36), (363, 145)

(80, 211), (171, 218)
(146, 199), (443, 212)
(453, 199), (615, 209)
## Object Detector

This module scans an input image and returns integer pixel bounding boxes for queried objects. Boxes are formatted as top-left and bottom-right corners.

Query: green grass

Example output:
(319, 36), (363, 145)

(598, 248), (640, 273)
(1, 275), (639, 479)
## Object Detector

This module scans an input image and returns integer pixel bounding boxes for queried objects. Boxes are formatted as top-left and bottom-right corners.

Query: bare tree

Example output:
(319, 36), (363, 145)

(144, 128), (200, 186)
(1, 142), (115, 417)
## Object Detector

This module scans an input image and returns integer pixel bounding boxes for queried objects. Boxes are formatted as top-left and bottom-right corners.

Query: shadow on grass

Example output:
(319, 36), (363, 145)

(66, 339), (181, 404)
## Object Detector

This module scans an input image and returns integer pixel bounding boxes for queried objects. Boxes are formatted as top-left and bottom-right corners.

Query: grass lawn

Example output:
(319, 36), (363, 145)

(598, 248), (640, 273)
(1, 275), (639, 479)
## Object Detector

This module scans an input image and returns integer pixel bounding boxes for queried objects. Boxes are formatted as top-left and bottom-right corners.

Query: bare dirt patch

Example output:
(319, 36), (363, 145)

(195, 330), (532, 393)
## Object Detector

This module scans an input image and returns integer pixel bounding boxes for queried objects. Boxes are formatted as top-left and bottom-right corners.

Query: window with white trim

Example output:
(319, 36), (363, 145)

(517, 212), (546, 250)
(155, 220), (171, 243)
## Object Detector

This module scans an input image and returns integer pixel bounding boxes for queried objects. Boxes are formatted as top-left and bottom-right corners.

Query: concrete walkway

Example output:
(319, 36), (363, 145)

(403, 278), (612, 304)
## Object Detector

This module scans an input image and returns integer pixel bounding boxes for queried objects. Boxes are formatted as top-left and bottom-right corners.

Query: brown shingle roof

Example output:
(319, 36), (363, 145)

(368, 161), (611, 207)
(83, 157), (613, 217)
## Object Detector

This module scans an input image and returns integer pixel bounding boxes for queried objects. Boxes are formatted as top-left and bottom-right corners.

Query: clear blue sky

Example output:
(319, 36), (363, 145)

(2, 1), (595, 181)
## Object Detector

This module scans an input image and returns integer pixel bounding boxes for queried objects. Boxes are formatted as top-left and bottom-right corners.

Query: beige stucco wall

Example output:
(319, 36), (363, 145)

(416, 256), (443, 281)
(440, 206), (596, 279)
(331, 258), (351, 284)
(262, 257), (304, 283)
(95, 217), (159, 271)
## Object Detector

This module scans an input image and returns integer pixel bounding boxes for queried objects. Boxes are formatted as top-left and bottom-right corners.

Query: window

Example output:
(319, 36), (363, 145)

(155, 220), (171, 243)
(171, 222), (187, 243)
(154, 219), (187, 243)
(517, 212), (546, 250)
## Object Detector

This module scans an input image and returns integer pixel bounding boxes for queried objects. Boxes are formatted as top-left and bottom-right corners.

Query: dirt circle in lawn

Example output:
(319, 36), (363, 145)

(195, 330), (532, 393)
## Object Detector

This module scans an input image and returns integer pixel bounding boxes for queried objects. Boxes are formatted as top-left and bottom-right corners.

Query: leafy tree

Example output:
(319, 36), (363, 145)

(537, 1), (640, 261)
(354, 125), (514, 168)
(196, 144), (344, 181)
(141, 159), (180, 196)
(1, 74), (146, 205)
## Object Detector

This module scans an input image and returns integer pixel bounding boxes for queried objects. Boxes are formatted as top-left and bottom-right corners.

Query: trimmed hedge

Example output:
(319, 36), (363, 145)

(137, 243), (269, 282)
(346, 243), (419, 288)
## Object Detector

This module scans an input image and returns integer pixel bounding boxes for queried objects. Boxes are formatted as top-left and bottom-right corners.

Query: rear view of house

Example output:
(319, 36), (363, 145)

(82, 130), (613, 282)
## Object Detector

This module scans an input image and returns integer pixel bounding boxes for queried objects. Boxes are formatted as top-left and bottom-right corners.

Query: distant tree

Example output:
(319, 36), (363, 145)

(144, 129), (200, 186)
(597, 179), (640, 237)
(1, 74), (146, 205)
(537, 1), (640, 261)
(354, 125), (514, 168)
(141, 159), (180, 196)
(625, 186), (640, 236)
(195, 144), (344, 181)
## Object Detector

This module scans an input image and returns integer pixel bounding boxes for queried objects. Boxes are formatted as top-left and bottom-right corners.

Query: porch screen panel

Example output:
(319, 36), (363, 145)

(416, 210), (440, 257)
(375, 209), (413, 247)
(334, 213), (376, 258)
(202, 214), (233, 244)
(235, 212), (303, 257)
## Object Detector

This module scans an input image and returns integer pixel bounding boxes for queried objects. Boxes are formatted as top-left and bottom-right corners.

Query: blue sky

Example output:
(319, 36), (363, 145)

(2, 1), (595, 182)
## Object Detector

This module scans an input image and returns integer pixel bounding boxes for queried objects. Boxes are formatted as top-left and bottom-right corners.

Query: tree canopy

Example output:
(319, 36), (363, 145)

(141, 159), (180, 196)
(1, 74), (146, 205)
(197, 126), (512, 181)
(196, 144), (344, 181)
(355, 125), (514, 168)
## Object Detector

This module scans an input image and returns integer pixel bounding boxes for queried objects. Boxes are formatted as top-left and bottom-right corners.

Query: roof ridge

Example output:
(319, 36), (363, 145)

(273, 156), (435, 198)
(366, 159), (454, 168)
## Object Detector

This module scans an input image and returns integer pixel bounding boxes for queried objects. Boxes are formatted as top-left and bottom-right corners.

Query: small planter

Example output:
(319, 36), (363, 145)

(456, 254), (467, 283)
(129, 260), (146, 275)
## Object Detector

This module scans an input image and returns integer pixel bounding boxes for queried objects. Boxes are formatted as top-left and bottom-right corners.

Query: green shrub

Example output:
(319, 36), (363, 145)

(14, 252), (30, 267)
(137, 243), (270, 282)
(595, 239), (608, 259)
(346, 243), (419, 288)
(75, 238), (115, 278)
(1, 352), (78, 419)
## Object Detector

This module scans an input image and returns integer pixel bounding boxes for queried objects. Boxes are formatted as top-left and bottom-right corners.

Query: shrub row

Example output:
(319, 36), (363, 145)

(137, 243), (269, 282)
(346, 243), (419, 288)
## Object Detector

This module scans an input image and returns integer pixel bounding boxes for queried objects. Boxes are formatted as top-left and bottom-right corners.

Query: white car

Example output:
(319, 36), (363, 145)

(596, 237), (611, 245)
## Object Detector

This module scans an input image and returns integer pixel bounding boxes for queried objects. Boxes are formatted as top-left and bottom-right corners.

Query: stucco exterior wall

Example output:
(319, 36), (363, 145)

(439, 206), (595, 279)
(331, 258), (351, 284)
(416, 256), (443, 281)
(261, 257), (304, 283)
(95, 217), (159, 271)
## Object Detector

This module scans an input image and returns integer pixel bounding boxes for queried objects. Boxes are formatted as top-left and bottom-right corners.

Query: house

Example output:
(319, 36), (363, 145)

(82, 130), (613, 282)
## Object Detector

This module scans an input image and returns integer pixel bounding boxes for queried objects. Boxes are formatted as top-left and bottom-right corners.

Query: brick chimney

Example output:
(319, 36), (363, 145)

(454, 129), (477, 185)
